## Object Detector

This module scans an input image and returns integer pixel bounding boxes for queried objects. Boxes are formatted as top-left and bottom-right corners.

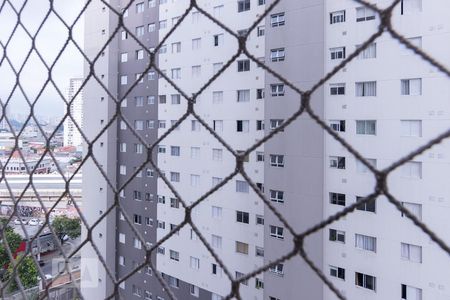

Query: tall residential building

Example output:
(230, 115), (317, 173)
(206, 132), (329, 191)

(63, 78), (84, 147)
(81, 1), (450, 300)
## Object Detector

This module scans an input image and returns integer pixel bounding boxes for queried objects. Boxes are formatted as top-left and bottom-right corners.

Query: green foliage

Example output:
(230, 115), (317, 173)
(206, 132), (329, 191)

(0, 228), (23, 268)
(5, 255), (39, 292)
(52, 216), (81, 242)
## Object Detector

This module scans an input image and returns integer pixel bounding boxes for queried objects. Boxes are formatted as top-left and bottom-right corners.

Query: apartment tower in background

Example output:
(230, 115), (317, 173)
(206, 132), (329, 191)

(81, 0), (450, 300)
(63, 78), (84, 147)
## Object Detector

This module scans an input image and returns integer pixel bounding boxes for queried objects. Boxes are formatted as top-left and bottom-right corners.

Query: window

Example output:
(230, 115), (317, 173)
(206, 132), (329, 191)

(191, 147), (200, 158)
(192, 38), (201, 50)
(159, 20), (167, 29)
(356, 6), (376, 22)
(134, 214), (142, 225)
(271, 84), (285, 96)
(158, 120), (166, 129)
(401, 284), (423, 300)
(212, 293), (223, 300)
(170, 146), (180, 156)
(357, 43), (377, 59)
(172, 42), (181, 53)
(213, 120), (223, 132)
(135, 49), (144, 60)
(329, 156), (345, 169)
(168, 276), (179, 288)
(119, 256), (125, 266)
(212, 148), (223, 161)
(213, 91), (223, 104)
(270, 155), (284, 167)
(401, 78), (422, 95)
(401, 161), (422, 179)
(269, 225), (284, 239)
(269, 263), (284, 276)
(256, 152), (264, 162)
(213, 5), (223, 18)
(119, 233), (125, 244)
(270, 48), (285, 62)
(171, 68), (181, 79)
(134, 190), (142, 201)
(235, 241), (249, 254)
(237, 0), (250, 12)
(170, 94), (181, 105)
(236, 120), (250, 132)
(330, 47), (345, 60)
(329, 229), (345, 243)
(401, 243), (422, 263)
(169, 250), (179, 261)
(119, 143), (127, 153)
(136, 25), (145, 37)
(190, 285), (200, 297)
(401, 120), (422, 137)
(330, 266), (345, 280)
(356, 158), (376, 173)
(356, 120), (376, 135)
(213, 63), (223, 74)
(190, 174), (200, 187)
(271, 13), (285, 27)
(237, 59), (250, 72)
(329, 192), (345, 206)
(213, 34), (224, 47)
(119, 165), (126, 175)
(401, 0), (422, 14)
(330, 120), (346, 132)
(402, 36), (422, 54)
(356, 196), (376, 213)
(132, 285), (143, 297)
(211, 235), (222, 249)
(257, 26), (265, 36)
(256, 88), (264, 99)
(148, 96), (155, 104)
(145, 217), (153, 226)
(136, 2), (144, 14)
(120, 52), (128, 63)
(270, 119), (284, 131)
(401, 202), (422, 220)
(256, 120), (264, 131)
(352, 273), (378, 293)
(355, 234), (376, 252)
(121, 31), (128, 40)
(237, 90), (250, 102)
(211, 206), (222, 218)
(236, 180), (249, 193)
(120, 75), (127, 85)
(330, 83), (345, 95)
(133, 238), (142, 249)
(356, 81), (377, 96)
(148, 23), (156, 32)
(236, 211), (249, 224)
(192, 65), (201, 77)
(330, 10), (345, 24)
(170, 172), (180, 182)
(270, 190), (284, 203)
(235, 271), (248, 285)
(134, 96), (144, 107)
(256, 215), (264, 225)
(190, 257), (200, 269)
(169, 198), (179, 209)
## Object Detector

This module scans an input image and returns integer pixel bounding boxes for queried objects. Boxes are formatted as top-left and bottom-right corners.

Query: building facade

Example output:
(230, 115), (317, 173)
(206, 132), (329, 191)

(64, 78), (84, 147)
(82, 0), (450, 300)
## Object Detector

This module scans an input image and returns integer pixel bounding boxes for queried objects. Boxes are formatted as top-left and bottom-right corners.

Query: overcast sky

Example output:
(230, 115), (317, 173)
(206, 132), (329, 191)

(0, 0), (85, 119)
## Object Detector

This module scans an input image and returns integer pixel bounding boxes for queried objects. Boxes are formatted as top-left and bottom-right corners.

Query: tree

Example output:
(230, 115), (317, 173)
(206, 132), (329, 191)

(0, 228), (23, 268)
(52, 216), (81, 243)
(5, 254), (39, 292)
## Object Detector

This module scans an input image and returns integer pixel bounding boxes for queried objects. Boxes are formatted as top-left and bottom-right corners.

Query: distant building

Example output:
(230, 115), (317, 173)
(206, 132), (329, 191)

(0, 154), (55, 174)
(63, 78), (84, 147)
(0, 102), (9, 131)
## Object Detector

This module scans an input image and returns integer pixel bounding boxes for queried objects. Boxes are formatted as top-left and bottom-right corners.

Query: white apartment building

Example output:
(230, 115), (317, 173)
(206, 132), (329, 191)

(64, 78), (84, 147)
(81, 0), (450, 299)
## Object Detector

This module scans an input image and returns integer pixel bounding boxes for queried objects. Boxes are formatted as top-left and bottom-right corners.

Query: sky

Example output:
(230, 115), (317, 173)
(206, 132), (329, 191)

(0, 0), (85, 119)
